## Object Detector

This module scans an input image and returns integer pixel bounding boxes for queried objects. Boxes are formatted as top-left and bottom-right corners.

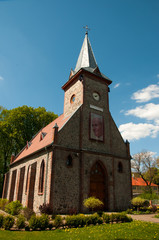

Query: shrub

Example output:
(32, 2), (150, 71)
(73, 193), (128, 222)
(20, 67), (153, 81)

(0, 198), (9, 210)
(0, 214), (4, 228)
(85, 213), (103, 225)
(155, 214), (159, 218)
(29, 215), (40, 230)
(39, 203), (53, 215)
(22, 207), (35, 220)
(54, 215), (63, 228)
(5, 200), (22, 215)
(16, 214), (26, 229)
(3, 216), (15, 230)
(109, 213), (120, 223)
(119, 213), (132, 223)
(102, 213), (110, 223)
(83, 197), (104, 212)
(38, 214), (49, 230)
(66, 214), (86, 227)
(149, 205), (157, 213)
(131, 197), (147, 211)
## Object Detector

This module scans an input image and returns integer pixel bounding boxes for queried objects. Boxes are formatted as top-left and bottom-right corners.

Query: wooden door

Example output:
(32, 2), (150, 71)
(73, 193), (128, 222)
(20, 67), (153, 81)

(90, 162), (107, 209)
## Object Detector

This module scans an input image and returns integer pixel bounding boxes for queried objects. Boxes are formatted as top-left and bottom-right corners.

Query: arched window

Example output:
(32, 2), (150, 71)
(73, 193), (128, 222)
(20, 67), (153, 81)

(66, 155), (73, 167)
(118, 162), (123, 173)
(25, 165), (31, 194)
(38, 160), (45, 194)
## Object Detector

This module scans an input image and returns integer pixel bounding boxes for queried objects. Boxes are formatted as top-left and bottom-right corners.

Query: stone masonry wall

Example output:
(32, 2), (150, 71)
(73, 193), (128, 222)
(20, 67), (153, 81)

(64, 78), (83, 118)
(7, 149), (52, 213)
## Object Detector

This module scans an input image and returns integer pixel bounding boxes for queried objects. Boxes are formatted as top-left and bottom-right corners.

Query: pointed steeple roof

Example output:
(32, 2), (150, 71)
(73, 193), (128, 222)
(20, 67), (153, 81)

(66, 32), (112, 85)
(74, 33), (98, 73)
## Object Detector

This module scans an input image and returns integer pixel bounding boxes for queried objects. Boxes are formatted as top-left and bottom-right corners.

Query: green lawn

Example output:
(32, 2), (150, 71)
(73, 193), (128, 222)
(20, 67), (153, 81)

(0, 221), (158, 240)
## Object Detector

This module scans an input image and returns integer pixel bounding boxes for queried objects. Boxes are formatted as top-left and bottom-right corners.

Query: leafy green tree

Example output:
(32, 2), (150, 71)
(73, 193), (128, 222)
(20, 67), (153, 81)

(132, 151), (159, 193)
(83, 197), (104, 212)
(0, 105), (57, 196)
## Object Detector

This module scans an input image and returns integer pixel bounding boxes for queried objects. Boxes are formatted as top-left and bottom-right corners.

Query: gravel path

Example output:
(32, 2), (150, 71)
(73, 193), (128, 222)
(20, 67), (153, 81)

(129, 214), (159, 223)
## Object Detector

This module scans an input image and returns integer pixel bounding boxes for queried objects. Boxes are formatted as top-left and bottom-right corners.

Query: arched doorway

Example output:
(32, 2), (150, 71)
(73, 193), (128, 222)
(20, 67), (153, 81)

(90, 161), (108, 210)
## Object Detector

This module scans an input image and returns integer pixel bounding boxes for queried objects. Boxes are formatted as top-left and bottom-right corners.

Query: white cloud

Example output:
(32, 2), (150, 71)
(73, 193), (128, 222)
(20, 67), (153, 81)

(114, 83), (120, 88)
(0, 76), (4, 81)
(119, 122), (159, 141)
(125, 103), (159, 123)
(131, 84), (159, 102)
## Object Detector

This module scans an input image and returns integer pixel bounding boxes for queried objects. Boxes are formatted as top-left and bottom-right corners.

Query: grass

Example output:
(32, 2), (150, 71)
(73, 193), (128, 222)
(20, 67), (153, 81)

(0, 221), (159, 240)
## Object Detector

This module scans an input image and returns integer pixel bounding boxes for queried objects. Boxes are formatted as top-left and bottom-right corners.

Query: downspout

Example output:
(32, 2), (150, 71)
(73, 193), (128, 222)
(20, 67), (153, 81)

(44, 147), (49, 204)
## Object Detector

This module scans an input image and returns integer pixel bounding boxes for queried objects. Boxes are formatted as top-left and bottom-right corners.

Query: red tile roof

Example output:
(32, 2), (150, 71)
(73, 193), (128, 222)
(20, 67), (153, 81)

(13, 113), (70, 162)
(132, 177), (158, 187)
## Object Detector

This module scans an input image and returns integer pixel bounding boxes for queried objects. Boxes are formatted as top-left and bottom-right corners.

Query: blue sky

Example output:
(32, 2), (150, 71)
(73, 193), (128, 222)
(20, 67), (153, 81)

(0, 0), (159, 157)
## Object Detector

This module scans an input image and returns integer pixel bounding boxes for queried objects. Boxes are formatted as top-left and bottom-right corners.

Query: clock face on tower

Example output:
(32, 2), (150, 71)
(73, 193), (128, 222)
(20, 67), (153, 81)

(93, 92), (100, 101)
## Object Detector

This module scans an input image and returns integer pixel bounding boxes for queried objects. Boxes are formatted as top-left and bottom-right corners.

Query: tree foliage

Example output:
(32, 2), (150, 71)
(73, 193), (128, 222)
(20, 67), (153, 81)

(0, 105), (57, 196)
(83, 197), (104, 212)
(131, 151), (159, 192)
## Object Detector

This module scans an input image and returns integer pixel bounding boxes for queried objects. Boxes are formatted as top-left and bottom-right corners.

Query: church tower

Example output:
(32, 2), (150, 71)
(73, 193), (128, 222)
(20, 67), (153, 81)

(60, 31), (132, 212)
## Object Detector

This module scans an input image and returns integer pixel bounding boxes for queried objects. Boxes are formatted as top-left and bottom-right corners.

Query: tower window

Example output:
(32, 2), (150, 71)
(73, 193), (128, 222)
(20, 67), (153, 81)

(70, 94), (76, 104)
(118, 162), (123, 173)
(66, 155), (73, 167)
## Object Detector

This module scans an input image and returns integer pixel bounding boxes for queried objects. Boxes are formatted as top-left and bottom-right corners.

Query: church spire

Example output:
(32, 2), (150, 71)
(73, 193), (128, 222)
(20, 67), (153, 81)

(74, 32), (98, 73)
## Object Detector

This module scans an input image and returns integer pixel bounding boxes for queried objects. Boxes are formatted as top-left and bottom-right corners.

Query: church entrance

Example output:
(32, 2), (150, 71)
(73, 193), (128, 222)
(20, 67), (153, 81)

(90, 162), (108, 210)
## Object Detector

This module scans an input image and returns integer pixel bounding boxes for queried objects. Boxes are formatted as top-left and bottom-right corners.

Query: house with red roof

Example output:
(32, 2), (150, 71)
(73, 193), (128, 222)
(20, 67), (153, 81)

(132, 177), (158, 196)
(2, 31), (132, 213)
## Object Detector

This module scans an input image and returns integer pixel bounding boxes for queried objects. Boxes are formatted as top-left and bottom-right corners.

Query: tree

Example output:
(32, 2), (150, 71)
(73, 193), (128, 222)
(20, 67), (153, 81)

(83, 197), (104, 212)
(131, 151), (158, 193)
(0, 105), (58, 196)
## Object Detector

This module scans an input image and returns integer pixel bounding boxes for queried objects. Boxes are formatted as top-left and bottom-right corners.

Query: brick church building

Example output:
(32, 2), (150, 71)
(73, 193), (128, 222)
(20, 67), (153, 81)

(3, 32), (132, 213)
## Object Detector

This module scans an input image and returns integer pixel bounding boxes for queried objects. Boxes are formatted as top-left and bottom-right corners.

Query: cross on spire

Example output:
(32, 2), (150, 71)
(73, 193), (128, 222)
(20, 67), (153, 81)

(83, 25), (90, 34)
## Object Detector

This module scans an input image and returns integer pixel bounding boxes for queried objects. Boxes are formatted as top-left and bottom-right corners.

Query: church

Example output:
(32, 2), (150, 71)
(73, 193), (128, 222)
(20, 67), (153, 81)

(2, 31), (132, 213)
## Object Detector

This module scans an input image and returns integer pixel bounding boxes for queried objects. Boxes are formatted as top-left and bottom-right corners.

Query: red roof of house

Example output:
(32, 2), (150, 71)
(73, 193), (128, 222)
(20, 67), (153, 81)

(132, 177), (158, 187)
(13, 113), (71, 163)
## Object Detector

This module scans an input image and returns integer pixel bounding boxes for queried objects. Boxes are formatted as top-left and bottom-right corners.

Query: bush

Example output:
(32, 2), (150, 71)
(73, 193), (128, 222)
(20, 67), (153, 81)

(16, 214), (26, 229)
(66, 214), (86, 227)
(39, 203), (53, 215)
(109, 213), (120, 223)
(38, 214), (49, 230)
(54, 215), (63, 228)
(5, 200), (22, 215)
(119, 213), (132, 223)
(149, 205), (157, 213)
(102, 213), (110, 223)
(85, 213), (103, 226)
(0, 198), (9, 210)
(22, 207), (35, 220)
(3, 216), (15, 230)
(131, 197), (148, 211)
(29, 215), (40, 230)
(0, 214), (4, 228)
(83, 197), (104, 212)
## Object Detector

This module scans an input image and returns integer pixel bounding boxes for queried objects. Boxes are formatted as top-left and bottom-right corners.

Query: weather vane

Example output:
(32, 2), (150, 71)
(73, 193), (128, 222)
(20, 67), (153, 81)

(83, 25), (90, 34)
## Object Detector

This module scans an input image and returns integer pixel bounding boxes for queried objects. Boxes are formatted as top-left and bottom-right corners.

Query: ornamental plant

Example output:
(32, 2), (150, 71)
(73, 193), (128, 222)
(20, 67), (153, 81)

(3, 216), (15, 230)
(0, 214), (4, 228)
(0, 198), (9, 210)
(5, 200), (22, 215)
(83, 197), (104, 212)
(29, 215), (40, 230)
(131, 197), (148, 212)
(54, 215), (63, 228)
(16, 214), (26, 229)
